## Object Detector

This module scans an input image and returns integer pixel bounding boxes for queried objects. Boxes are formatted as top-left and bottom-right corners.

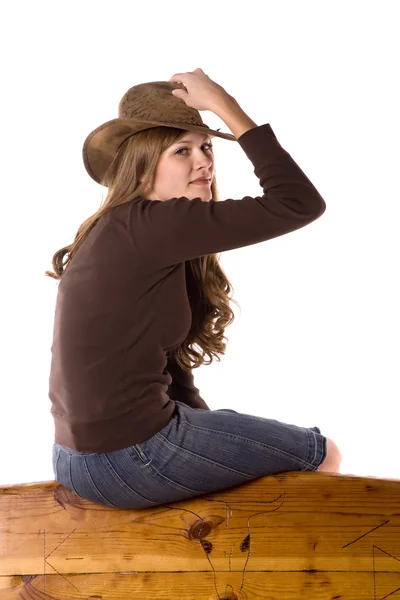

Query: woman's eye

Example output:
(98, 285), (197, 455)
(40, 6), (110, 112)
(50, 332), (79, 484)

(176, 143), (213, 155)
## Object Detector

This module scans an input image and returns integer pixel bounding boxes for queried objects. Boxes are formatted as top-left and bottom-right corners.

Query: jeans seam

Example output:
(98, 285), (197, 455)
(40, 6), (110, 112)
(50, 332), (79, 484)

(308, 429), (318, 466)
(54, 447), (61, 480)
(68, 454), (81, 495)
(101, 453), (160, 505)
(80, 457), (120, 507)
(156, 431), (254, 479)
(178, 421), (314, 470)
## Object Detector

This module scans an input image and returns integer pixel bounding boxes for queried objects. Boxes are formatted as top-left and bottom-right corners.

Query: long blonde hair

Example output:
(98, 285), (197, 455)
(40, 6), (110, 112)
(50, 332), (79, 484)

(45, 126), (240, 371)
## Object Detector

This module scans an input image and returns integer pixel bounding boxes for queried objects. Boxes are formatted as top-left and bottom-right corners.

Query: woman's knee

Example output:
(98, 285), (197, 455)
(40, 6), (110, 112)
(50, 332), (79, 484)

(317, 437), (342, 473)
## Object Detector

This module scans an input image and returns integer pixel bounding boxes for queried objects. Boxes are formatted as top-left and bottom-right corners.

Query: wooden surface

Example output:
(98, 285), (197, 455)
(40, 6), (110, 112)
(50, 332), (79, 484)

(1, 471), (400, 599)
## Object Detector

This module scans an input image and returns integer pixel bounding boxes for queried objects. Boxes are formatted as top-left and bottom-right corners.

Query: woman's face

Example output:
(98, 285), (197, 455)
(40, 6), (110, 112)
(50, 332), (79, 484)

(144, 131), (215, 202)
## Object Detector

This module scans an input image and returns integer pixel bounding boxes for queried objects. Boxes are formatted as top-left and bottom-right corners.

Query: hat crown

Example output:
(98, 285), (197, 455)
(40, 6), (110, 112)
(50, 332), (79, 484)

(118, 81), (207, 129)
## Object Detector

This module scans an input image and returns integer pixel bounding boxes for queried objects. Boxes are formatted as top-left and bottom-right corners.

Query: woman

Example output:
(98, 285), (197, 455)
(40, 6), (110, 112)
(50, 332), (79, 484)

(46, 68), (341, 509)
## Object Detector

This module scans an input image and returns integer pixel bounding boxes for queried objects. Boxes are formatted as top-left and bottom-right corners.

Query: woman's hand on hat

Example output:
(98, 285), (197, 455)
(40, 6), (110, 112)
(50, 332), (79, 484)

(169, 68), (230, 112)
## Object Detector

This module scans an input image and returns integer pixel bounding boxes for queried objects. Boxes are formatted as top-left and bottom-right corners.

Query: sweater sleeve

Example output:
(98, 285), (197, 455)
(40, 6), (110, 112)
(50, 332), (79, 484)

(127, 123), (326, 268)
(165, 355), (211, 410)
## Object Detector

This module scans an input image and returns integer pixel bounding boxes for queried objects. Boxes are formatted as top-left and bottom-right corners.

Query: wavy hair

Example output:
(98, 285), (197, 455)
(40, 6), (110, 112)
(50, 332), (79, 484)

(45, 126), (240, 371)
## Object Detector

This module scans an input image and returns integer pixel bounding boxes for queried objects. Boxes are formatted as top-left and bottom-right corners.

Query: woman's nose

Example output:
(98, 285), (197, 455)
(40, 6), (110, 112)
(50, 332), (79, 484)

(193, 151), (213, 168)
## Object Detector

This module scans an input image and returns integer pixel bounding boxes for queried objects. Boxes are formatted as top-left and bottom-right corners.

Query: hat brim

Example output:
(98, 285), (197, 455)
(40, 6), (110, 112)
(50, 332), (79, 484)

(82, 117), (237, 185)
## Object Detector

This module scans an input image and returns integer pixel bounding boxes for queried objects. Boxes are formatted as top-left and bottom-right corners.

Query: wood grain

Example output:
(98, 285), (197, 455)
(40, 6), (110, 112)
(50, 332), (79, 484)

(1, 471), (399, 599)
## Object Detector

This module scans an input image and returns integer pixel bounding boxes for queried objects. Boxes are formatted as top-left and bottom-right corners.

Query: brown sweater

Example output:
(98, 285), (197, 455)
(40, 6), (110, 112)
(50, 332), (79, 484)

(48, 123), (326, 453)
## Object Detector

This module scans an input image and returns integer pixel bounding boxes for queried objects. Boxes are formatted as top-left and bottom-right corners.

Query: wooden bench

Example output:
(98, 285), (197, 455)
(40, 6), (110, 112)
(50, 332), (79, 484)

(1, 471), (399, 599)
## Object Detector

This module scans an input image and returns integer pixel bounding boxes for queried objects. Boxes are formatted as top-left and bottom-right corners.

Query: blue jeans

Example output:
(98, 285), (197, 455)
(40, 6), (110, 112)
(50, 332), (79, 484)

(52, 401), (326, 509)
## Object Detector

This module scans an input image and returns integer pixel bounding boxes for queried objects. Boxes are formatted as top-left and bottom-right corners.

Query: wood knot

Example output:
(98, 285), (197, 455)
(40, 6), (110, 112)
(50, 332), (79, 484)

(187, 514), (225, 541)
(21, 575), (36, 583)
(189, 518), (213, 540)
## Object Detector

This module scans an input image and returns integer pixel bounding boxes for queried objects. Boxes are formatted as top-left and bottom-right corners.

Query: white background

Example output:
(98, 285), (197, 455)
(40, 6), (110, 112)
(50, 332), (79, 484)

(1, 0), (399, 485)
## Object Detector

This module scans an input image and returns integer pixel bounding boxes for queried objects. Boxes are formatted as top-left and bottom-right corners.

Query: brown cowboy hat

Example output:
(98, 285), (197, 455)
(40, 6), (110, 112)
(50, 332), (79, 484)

(82, 81), (237, 185)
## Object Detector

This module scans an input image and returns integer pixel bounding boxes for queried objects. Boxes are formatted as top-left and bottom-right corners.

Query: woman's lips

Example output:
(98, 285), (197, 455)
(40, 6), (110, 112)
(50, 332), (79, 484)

(191, 179), (211, 185)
